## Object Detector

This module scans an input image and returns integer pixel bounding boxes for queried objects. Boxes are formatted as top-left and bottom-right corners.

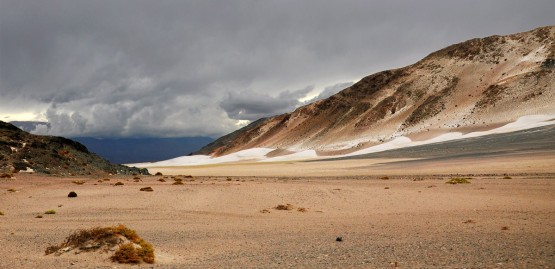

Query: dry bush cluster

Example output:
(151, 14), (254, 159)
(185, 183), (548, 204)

(45, 225), (154, 264)
(274, 204), (294, 210)
(446, 177), (471, 184)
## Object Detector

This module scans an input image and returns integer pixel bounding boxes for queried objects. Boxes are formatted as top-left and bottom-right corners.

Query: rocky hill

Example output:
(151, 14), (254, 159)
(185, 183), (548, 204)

(197, 26), (555, 157)
(0, 121), (148, 176)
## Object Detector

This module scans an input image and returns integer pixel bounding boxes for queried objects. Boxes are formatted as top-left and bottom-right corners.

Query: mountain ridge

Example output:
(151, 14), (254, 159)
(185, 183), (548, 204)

(196, 25), (555, 157)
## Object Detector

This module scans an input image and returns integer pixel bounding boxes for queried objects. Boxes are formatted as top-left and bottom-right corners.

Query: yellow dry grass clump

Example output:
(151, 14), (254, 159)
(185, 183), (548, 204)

(45, 224), (154, 264)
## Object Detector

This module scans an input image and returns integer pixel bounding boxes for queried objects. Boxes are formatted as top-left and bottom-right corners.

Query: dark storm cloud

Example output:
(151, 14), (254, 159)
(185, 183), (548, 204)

(220, 86), (314, 121)
(0, 0), (553, 137)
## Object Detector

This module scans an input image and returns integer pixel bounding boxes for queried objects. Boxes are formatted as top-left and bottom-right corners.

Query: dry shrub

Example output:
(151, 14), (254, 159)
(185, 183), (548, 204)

(0, 173), (13, 178)
(136, 241), (155, 264)
(112, 243), (141, 263)
(297, 207), (307, 212)
(72, 180), (85, 185)
(103, 178), (110, 181)
(157, 178), (166, 182)
(503, 176), (512, 179)
(154, 172), (163, 176)
(35, 215), (43, 218)
(114, 182), (124, 186)
(172, 181), (184, 185)
(446, 177), (471, 184)
(139, 187), (153, 192)
(274, 204), (294, 210)
(380, 176), (389, 180)
(46, 225), (154, 264)
(7, 188), (16, 193)
(0, 211), (4, 216)
(501, 226), (509, 230)
(44, 210), (56, 214)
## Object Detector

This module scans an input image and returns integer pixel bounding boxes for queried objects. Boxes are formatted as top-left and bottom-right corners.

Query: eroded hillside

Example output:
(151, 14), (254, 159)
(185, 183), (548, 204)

(198, 26), (555, 157)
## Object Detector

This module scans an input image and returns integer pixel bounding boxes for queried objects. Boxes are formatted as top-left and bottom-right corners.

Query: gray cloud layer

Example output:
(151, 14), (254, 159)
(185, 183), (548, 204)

(1, 0), (553, 137)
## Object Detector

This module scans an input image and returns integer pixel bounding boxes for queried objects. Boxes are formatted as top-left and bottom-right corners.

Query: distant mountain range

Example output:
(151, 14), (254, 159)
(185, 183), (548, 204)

(71, 137), (213, 164)
(196, 26), (555, 157)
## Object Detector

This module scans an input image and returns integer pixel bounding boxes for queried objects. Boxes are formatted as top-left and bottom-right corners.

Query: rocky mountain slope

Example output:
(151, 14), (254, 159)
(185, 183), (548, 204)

(197, 26), (555, 157)
(0, 121), (148, 176)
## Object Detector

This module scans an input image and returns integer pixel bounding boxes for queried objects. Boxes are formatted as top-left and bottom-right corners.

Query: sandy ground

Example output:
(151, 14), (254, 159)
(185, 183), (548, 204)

(1, 170), (554, 268)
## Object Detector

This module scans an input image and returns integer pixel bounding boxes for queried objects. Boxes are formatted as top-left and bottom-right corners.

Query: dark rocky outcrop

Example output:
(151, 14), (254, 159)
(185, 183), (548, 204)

(0, 121), (148, 176)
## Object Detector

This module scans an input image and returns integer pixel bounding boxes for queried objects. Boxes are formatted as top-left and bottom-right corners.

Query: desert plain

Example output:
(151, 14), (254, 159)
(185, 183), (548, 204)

(1, 153), (555, 269)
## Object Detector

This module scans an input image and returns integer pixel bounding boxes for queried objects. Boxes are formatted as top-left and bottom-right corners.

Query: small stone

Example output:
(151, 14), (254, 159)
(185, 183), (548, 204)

(336, 237), (343, 242)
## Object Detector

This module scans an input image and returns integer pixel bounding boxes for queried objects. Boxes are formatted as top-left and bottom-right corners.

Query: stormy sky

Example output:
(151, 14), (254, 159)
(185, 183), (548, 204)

(1, 1), (553, 138)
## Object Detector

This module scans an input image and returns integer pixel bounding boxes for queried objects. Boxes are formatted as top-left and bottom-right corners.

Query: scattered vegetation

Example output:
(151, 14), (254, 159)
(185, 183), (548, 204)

(154, 172), (163, 176)
(0, 211), (4, 216)
(157, 178), (166, 182)
(260, 209), (270, 213)
(45, 225), (154, 264)
(297, 207), (308, 212)
(7, 188), (16, 193)
(103, 178), (110, 181)
(503, 176), (512, 179)
(463, 219), (475, 224)
(0, 173), (13, 178)
(380, 176), (389, 180)
(44, 210), (56, 214)
(114, 182), (124, 186)
(384, 187), (390, 189)
(274, 204), (294, 210)
(446, 177), (471, 184)
(172, 181), (184, 185)
(501, 226), (509, 230)
(35, 215), (43, 218)
(139, 187), (153, 192)
(72, 180), (85, 185)
(226, 178), (232, 181)
(68, 191), (77, 198)
(133, 176), (141, 180)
